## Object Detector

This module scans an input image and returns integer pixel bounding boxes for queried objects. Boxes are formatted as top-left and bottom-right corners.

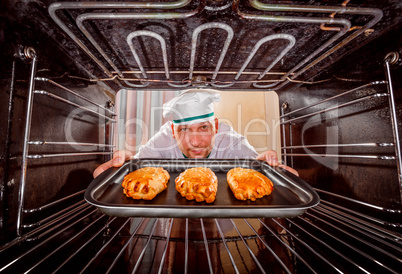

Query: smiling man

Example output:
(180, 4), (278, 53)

(173, 120), (217, 159)
(93, 89), (298, 177)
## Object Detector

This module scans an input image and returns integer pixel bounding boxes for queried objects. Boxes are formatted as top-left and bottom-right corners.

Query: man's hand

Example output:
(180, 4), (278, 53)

(93, 150), (133, 178)
(256, 150), (299, 177)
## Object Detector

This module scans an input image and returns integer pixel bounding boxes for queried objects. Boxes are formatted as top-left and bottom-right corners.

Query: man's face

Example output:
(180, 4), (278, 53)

(172, 119), (218, 158)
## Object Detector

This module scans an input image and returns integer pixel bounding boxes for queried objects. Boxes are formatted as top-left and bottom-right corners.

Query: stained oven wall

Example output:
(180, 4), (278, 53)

(0, 8), (115, 243)
(278, 23), (402, 210)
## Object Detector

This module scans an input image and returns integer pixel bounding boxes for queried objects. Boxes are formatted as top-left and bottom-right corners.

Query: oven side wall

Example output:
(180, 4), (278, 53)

(278, 24), (402, 209)
(0, 4), (115, 243)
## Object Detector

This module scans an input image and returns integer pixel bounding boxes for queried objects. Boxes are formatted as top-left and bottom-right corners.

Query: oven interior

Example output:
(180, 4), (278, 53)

(1, 0), (401, 273)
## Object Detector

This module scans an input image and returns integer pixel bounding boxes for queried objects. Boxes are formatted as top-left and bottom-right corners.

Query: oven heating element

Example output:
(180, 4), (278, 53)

(47, 0), (382, 90)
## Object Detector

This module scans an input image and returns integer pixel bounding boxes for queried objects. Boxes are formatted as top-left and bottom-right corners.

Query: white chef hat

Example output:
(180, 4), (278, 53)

(163, 89), (221, 125)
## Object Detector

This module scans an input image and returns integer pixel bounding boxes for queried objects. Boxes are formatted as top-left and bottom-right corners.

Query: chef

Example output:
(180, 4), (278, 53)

(93, 89), (298, 177)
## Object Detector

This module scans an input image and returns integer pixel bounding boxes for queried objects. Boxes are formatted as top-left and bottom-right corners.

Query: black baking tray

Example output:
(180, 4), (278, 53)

(85, 159), (320, 218)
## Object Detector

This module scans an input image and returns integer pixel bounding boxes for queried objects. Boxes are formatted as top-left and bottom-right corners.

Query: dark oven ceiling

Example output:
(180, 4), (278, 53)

(4, 0), (402, 92)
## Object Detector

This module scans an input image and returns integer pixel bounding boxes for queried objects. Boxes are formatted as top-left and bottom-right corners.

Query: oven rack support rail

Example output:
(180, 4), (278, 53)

(16, 47), (116, 236)
(48, 0), (382, 90)
(384, 52), (402, 202)
(280, 54), (402, 203)
(280, 80), (393, 160)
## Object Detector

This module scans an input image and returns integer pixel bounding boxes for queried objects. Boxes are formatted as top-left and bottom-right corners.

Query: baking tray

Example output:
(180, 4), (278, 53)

(85, 159), (320, 218)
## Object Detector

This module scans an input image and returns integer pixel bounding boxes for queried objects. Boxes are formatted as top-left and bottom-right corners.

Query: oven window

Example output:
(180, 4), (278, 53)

(113, 89), (281, 157)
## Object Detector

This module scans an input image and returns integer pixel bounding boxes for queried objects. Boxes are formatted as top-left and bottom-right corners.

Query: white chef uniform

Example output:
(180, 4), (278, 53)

(134, 121), (258, 159)
(134, 89), (258, 159)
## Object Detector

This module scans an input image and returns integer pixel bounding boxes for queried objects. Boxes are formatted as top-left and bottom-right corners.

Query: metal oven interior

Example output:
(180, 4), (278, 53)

(1, 0), (401, 273)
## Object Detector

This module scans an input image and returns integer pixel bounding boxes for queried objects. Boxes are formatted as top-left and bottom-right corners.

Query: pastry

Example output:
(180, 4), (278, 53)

(175, 167), (218, 203)
(227, 167), (273, 201)
(122, 167), (170, 200)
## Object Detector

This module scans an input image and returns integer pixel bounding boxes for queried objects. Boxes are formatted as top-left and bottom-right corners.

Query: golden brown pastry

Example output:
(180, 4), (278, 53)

(227, 168), (274, 201)
(175, 167), (218, 203)
(122, 167), (170, 200)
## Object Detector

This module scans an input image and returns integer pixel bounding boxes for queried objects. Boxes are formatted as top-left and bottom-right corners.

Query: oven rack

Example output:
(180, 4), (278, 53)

(17, 49), (116, 236)
(0, 194), (401, 273)
(280, 58), (402, 202)
(48, 0), (382, 90)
